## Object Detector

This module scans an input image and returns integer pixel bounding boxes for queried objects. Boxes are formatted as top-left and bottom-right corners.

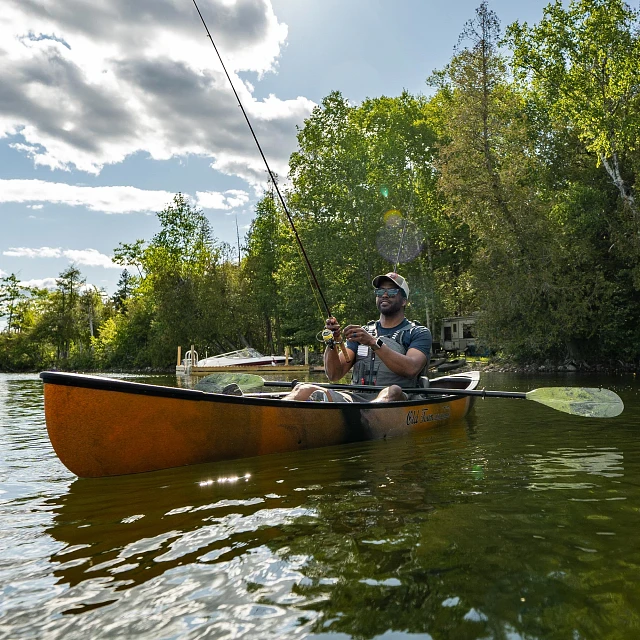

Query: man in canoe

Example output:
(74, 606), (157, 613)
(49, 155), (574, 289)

(284, 272), (432, 402)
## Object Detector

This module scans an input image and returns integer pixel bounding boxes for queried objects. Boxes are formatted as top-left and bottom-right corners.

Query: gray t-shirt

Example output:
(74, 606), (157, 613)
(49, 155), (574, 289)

(346, 318), (432, 360)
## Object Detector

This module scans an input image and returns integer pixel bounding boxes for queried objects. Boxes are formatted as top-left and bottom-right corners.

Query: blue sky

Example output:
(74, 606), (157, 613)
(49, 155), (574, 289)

(1, 0), (551, 295)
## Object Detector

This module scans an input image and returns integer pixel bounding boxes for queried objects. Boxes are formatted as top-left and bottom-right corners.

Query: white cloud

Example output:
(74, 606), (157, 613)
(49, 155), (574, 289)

(196, 189), (250, 210)
(17, 277), (99, 293)
(3, 246), (120, 269)
(4, 247), (62, 258)
(0, 0), (314, 186)
(0, 179), (175, 214)
(27, 204), (44, 210)
(62, 249), (119, 269)
(19, 277), (58, 290)
(0, 269), (8, 278)
(223, 189), (252, 208)
(0, 179), (251, 214)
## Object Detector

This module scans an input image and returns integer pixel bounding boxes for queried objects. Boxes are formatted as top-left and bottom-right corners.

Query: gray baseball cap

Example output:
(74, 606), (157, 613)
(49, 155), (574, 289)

(372, 272), (409, 298)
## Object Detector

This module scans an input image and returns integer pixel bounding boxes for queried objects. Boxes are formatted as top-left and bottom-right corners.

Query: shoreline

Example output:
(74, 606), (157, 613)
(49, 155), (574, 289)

(459, 359), (639, 375)
(0, 367), (176, 375)
(2, 359), (638, 376)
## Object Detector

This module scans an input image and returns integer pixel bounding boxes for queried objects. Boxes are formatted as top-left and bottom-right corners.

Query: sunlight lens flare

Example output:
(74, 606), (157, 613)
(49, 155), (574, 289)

(376, 215), (423, 264)
(383, 209), (403, 227)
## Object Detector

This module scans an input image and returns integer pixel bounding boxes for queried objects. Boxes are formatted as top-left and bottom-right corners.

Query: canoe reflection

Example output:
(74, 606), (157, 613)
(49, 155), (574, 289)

(45, 422), (471, 602)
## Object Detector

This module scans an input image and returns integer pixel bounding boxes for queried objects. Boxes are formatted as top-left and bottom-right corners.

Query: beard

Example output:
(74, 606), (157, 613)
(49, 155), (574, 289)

(377, 297), (405, 316)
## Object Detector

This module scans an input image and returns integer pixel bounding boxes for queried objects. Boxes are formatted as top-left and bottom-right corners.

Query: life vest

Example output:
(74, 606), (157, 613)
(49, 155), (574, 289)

(350, 319), (428, 389)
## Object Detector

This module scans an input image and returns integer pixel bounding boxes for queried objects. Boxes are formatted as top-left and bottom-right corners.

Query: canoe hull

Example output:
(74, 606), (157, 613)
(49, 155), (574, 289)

(42, 372), (478, 477)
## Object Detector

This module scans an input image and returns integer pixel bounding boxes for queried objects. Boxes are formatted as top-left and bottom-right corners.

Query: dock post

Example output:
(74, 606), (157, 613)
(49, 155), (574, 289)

(187, 344), (194, 375)
(177, 346), (182, 366)
(285, 346), (289, 365)
(304, 346), (309, 366)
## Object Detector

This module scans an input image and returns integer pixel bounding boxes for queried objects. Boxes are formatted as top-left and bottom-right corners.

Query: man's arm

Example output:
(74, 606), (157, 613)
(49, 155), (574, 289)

(371, 346), (427, 379)
(324, 343), (356, 381)
(323, 316), (356, 382)
(343, 324), (430, 380)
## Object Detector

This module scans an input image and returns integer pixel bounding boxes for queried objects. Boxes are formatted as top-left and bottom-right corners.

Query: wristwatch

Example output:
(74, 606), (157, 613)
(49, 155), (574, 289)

(371, 338), (384, 352)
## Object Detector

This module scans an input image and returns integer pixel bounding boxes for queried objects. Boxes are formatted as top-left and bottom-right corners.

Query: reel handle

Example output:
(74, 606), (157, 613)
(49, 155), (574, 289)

(338, 341), (351, 363)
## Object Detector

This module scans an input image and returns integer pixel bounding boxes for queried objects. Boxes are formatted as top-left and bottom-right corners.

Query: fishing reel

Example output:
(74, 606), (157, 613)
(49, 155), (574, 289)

(321, 328), (336, 348)
(318, 327), (351, 362)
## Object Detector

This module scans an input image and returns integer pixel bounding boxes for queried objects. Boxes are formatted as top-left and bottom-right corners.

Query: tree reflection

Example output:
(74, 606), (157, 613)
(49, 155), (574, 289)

(42, 417), (638, 640)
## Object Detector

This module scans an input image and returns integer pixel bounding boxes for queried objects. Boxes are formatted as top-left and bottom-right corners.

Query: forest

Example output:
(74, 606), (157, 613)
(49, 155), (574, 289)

(2, 0), (640, 372)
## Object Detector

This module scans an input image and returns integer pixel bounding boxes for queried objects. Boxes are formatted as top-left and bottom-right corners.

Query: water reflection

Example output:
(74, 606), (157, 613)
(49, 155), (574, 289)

(37, 406), (640, 638)
(42, 424), (471, 637)
(47, 461), (311, 592)
(526, 447), (624, 491)
(5, 373), (640, 638)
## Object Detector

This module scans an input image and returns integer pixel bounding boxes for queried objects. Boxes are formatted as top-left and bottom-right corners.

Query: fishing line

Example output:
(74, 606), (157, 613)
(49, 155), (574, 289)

(190, 0), (333, 318)
(394, 218), (409, 272)
(376, 214), (423, 265)
(376, 176), (423, 267)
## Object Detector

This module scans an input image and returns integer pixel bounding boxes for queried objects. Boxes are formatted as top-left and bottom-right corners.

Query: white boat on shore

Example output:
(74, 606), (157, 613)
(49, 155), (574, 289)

(197, 348), (286, 368)
(176, 346), (291, 375)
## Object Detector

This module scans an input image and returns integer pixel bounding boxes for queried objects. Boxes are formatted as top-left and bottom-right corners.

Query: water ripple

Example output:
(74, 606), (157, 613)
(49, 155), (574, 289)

(2, 372), (640, 638)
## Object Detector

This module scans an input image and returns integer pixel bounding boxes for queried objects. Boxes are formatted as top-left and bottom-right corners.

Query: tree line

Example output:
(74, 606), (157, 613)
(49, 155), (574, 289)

(2, 0), (640, 371)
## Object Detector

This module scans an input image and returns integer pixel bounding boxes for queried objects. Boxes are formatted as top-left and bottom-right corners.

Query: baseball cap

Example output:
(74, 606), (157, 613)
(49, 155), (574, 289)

(372, 272), (409, 298)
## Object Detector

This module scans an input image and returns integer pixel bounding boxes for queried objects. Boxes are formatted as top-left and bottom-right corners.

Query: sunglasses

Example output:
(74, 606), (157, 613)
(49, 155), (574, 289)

(375, 288), (401, 297)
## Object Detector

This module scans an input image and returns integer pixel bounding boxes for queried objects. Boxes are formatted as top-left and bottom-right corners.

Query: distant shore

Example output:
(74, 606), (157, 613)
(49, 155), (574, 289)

(460, 359), (639, 375)
(2, 358), (638, 376)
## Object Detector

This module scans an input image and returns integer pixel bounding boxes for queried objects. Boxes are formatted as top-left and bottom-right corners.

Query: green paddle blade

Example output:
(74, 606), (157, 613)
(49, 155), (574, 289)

(194, 373), (265, 394)
(526, 387), (624, 418)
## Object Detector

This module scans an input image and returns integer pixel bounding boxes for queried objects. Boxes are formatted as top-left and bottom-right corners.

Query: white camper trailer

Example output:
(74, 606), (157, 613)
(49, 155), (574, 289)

(441, 316), (476, 354)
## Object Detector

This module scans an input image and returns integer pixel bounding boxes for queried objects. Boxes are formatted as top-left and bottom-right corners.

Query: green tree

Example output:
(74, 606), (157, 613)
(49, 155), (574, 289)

(286, 90), (460, 340)
(143, 193), (218, 363)
(0, 274), (23, 333)
(508, 0), (640, 274)
(242, 190), (288, 353)
(429, 2), (612, 359)
(51, 265), (85, 361)
(112, 269), (136, 314)
(113, 239), (146, 278)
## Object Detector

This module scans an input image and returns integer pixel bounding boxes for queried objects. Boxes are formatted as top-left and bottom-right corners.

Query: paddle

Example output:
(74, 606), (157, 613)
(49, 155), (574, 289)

(194, 373), (623, 418)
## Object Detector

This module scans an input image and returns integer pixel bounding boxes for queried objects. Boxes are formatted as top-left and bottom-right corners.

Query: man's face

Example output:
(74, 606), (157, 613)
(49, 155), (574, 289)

(375, 280), (406, 316)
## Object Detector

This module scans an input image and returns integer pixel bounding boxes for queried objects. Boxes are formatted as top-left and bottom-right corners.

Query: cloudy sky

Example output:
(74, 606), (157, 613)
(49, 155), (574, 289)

(1, 0), (550, 293)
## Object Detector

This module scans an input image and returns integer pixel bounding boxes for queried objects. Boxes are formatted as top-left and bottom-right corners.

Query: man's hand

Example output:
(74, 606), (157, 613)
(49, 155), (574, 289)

(324, 317), (356, 381)
(325, 316), (343, 341)
(343, 324), (376, 347)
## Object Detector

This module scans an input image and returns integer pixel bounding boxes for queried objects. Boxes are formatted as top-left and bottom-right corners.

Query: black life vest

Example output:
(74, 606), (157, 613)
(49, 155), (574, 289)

(350, 319), (428, 389)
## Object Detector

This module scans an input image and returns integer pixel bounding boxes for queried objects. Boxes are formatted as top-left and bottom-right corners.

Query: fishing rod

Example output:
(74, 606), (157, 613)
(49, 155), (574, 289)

(190, 0), (350, 361)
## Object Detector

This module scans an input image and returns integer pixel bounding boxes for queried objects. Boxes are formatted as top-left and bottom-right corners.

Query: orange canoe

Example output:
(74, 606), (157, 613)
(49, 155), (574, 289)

(40, 371), (479, 478)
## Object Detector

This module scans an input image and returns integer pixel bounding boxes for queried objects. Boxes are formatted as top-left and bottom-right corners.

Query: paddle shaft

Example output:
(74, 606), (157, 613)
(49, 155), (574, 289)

(197, 373), (622, 417)
(262, 380), (526, 399)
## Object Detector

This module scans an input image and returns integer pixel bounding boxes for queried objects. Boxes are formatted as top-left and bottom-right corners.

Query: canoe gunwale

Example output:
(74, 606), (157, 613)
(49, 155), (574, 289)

(39, 371), (478, 409)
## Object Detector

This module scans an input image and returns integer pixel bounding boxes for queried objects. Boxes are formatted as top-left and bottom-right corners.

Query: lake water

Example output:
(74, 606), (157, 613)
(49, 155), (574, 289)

(1, 371), (639, 639)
